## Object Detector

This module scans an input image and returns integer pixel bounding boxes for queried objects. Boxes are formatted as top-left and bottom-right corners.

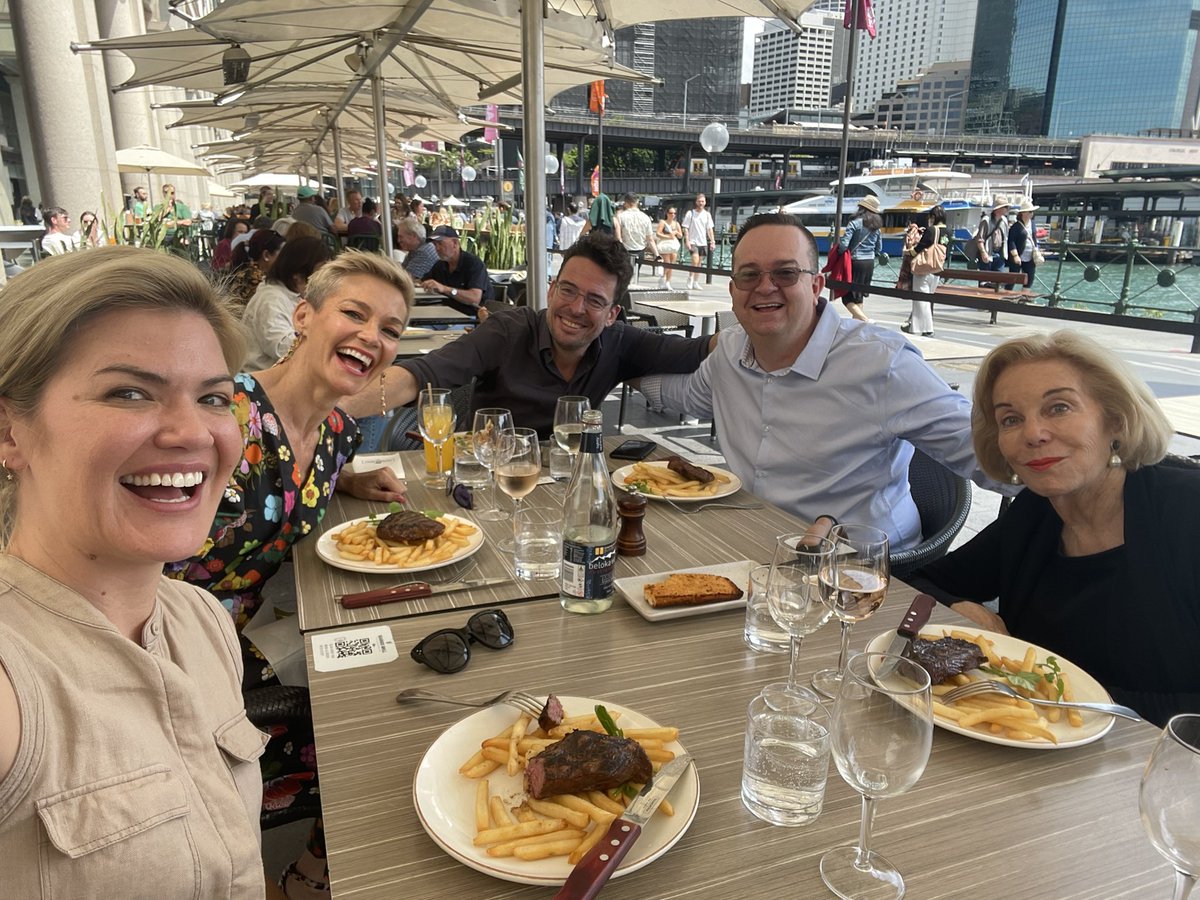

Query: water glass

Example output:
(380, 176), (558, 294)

(741, 684), (830, 827)
(549, 445), (575, 483)
(513, 505), (562, 581)
(453, 434), (489, 487)
(1139, 713), (1200, 900)
(744, 565), (789, 653)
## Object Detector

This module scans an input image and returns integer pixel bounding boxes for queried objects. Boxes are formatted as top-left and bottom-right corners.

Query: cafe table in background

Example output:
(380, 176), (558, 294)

(304, 591), (1172, 898)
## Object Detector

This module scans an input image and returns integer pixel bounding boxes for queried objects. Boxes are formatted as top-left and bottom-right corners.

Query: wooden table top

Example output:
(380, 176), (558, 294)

(293, 443), (805, 632)
(409, 304), (476, 325)
(1158, 394), (1200, 439)
(304, 592), (1172, 899)
(395, 329), (461, 358)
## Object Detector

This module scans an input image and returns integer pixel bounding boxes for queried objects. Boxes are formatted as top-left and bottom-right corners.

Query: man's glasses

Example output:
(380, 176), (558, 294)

(410, 609), (514, 674)
(554, 281), (612, 313)
(730, 267), (818, 290)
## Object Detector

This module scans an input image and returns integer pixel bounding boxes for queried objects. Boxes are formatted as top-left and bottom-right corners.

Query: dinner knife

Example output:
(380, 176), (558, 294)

(553, 754), (693, 900)
(337, 576), (511, 609)
(876, 593), (936, 677)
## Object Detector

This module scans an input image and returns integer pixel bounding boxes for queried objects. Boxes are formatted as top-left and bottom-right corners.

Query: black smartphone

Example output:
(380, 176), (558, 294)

(610, 439), (657, 461)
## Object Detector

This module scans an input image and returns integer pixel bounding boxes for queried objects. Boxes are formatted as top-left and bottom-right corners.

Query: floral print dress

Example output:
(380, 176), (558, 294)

(166, 373), (358, 819)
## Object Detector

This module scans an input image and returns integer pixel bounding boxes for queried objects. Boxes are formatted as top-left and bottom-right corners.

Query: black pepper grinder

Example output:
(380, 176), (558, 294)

(616, 495), (647, 557)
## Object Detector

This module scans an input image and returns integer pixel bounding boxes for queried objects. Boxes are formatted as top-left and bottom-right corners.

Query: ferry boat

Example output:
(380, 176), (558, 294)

(779, 169), (988, 256)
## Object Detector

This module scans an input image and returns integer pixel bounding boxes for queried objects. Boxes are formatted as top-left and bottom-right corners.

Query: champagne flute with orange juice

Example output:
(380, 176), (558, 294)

(418, 388), (456, 489)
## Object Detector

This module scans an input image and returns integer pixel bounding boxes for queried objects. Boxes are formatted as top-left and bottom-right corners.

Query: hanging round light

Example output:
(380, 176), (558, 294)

(414, 174), (427, 189)
(461, 165), (477, 182)
(545, 154), (560, 175)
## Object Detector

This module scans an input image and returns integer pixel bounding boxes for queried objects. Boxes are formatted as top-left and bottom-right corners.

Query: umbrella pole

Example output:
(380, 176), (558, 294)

(521, 0), (546, 301)
(833, 2), (861, 245)
(332, 121), (346, 212)
(371, 69), (394, 256)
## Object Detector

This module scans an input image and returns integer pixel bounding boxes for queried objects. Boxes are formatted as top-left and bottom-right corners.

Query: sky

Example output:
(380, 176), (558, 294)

(742, 18), (766, 82)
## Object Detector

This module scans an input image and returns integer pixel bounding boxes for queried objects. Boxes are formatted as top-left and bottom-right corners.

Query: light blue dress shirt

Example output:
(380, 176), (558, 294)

(643, 301), (1000, 551)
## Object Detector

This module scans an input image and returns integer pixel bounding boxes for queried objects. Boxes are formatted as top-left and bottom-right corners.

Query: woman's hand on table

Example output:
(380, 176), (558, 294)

(950, 600), (1008, 634)
(337, 468), (408, 503)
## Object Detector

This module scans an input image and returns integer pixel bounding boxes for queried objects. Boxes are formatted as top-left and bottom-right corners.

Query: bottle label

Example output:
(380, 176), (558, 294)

(560, 539), (616, 599)
(579, 430), (603, 454)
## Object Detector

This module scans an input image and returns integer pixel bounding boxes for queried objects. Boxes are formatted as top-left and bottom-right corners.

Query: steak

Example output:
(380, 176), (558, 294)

(666, 455), (713, 484)
(376, 510), (445, 545)
(525, 729), (652, 800)
(910, 637), (988, 685)
(538, 693), (564, 733)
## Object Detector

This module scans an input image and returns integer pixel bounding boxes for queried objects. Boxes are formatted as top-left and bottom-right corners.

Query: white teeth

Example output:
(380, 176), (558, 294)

(119, 471), (204, 488)
(339, 347), (373, 367)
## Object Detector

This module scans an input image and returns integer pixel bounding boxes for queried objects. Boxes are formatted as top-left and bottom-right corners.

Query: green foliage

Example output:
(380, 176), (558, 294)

(564, 145), (657, 175)
(468, 204), (526, 269)
(100, 193), (167, 252)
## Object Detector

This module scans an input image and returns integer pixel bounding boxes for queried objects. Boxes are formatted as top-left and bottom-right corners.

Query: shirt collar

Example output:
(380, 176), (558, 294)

(735, 299), (835, 380)
(535, 309), (605, 375)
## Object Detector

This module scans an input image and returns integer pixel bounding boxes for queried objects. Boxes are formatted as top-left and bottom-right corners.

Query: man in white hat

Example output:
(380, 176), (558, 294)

(974, 198), (1010, 273)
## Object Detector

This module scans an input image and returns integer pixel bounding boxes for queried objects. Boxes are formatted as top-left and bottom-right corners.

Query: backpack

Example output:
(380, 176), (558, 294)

(990, 218), (1007, 252)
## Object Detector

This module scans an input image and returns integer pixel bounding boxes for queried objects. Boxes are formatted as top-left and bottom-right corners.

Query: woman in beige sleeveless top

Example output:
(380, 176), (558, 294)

(0, 247), (272, 898)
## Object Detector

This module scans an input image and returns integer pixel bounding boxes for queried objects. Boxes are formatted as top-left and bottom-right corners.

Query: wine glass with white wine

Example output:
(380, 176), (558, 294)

(494, 427), (540, 553)
(553, 396), (589, 454)
(766, 534), (835, 702)
(812, 522), (890, 700)
(1140, 714), (1200, 900)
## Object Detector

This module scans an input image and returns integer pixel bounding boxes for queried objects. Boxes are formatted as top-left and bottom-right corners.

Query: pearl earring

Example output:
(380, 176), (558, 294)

(1109, 440), (1122, 468)
(1009, 469), (1021, 485)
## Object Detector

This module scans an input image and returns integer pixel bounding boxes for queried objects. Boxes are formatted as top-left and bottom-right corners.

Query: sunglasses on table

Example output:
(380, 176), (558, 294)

(410, 608), (514, 674)
(730, 267), (818, 290)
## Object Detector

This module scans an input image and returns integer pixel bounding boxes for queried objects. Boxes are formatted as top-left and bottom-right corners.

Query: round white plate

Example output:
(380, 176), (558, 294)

(315, 513), (484, 575)
(611, 461), (742, 502)
(412, 696), (700, 886)
(866, 627), (1116, 750)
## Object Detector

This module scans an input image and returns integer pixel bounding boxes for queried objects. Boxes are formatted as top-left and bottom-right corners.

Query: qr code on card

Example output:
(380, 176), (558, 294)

(333, 636), (373, 658)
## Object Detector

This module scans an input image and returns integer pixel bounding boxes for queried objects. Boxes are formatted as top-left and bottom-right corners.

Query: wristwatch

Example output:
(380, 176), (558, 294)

(449, 288), (458, 298)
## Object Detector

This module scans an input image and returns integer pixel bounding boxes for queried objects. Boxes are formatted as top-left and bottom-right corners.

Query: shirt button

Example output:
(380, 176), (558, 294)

(763, 426), (770, 435)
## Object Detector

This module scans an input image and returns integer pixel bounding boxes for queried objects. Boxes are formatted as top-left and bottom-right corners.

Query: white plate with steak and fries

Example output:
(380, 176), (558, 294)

(611, 459), (742, 502)
(412, 696), (700, 886)
(867, 626), (1117, 750)
(316, 512), (484, 575)
(615, 560), (754, 622)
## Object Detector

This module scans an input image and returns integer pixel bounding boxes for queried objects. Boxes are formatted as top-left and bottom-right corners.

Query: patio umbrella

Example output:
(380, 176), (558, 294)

(229, 172), (323, 191)
(116, 144), (212, 178)
(205, 180), (239, 198)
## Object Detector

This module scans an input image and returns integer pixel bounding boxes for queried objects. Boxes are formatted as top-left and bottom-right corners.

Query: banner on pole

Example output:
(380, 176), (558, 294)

(843, 0), (876, 38)
(484, 104), (499, 144)
(588, 81), (607, 117)
(403, 159), (415, 187)
(590, 165), (600, 197)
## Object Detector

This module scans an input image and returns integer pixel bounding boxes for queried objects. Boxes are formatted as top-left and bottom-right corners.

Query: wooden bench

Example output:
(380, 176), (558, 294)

(936, 267), (1040, 323)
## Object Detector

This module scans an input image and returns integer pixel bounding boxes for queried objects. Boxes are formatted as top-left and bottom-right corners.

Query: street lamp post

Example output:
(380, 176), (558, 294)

(682, 73), (700, 128)
(941, 90), (966, 137)
(700, 121), (730, 286)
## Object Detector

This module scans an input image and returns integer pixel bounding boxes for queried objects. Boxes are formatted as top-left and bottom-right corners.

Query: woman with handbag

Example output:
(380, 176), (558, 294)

(1007, 198), (1041, 293)
(901, 205), (947, 337)
(837, 196), (883, 322)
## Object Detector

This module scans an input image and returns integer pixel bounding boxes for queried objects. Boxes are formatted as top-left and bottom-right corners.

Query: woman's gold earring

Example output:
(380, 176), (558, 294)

(1008, 469), (1021, 485)
(1108, 440), (1122, 468)
(2, 458), (13, 482)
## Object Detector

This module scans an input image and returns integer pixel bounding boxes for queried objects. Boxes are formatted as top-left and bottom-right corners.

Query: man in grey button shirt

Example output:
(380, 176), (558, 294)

(345, 231), (715, 437)
(641, 212), (1009, 551)
(290, 185), (335, 235)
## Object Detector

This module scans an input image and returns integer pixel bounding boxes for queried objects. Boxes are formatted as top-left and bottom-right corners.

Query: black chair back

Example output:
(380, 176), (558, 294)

(889, 448), (972, 579)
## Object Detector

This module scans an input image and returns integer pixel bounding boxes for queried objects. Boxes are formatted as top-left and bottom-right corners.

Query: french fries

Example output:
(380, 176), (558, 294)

(329, 515), (478, 568)
(621, 461), (731, 498)
(461, 704), (682, 871)
(923, 628), (1099, 744)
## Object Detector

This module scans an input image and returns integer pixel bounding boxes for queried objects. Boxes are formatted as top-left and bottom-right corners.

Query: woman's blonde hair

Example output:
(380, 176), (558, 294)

(302, 250), (414, 322)
(0, 246), (244, 536)
(971, 330), (1172, 480)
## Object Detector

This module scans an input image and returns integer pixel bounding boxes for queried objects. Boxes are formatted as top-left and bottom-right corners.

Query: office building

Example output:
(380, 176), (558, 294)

(552, 19), (745, 122)
(965, 0), (1200, 137)
(749, 13), (842, 118)
(852, 0), (979, 114)
(873, 62), (970, 134)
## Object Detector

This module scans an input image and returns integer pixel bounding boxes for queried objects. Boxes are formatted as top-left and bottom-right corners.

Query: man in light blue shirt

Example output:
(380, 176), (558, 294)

(642, 213), (1004, 551)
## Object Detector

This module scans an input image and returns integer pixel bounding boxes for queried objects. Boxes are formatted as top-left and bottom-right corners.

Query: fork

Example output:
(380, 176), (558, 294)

(940, 679), (1143, 722)
(395, 687), (545, 718)
(665, 499), (764, 514)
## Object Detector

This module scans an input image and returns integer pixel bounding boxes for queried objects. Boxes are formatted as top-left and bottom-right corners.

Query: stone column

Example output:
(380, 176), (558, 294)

(95, 0), (153, 201)
(10, 0), (121, 222)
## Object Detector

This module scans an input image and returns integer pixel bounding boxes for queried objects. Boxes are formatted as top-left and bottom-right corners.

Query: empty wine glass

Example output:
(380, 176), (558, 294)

(812, 523), (890, 700)
(553, 396), (589, 454)
(471, 408), (514, 522)
(1140, 714), (1200, 900)
(766, 535), (835, 702)
(820, 652), (933, 900)
(494, 427), (540, 553)
(417, 388), (456, 489)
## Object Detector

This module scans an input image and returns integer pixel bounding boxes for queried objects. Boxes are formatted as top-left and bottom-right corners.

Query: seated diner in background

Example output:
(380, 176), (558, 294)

(420, 225), (493, 316)
(911, 330), (1200, 726)
(166, 251), (411, 896)
(228, 228), (285, 308)
(241, 236), (332, 371)
(0, 247), (269, 895)
(640, 213), (1008, 551)
(345, 231), (716, 438)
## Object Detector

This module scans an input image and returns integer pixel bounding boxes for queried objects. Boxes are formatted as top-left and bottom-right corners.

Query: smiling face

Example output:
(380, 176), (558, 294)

(3, 309), (242, 570)
(293, 274), (407, 397)
(546, 256), (620, 356)
(992, 359), (1120, 499)
(729, 224), (824, 354)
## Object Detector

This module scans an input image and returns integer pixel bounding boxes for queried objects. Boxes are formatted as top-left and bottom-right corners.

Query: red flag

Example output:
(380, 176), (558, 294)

(588, 81), (606, 117)
(484, 104), (499, 144)
(843, 0), (876, 38)
(590, 166), (600, 197)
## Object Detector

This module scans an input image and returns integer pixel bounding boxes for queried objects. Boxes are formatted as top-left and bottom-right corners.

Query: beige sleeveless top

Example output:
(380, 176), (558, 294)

(0, 556), (268, 899)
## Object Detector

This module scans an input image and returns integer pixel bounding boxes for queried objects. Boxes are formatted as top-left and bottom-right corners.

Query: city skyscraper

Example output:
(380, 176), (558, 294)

(965, 0), (1200, 137)
(851, 0), (979, 114)
(749, 12), (842, 118)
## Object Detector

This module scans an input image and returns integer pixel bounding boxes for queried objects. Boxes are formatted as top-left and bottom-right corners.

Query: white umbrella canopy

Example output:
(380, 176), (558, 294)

(440, 194), (468, 207)
(545, 0), (811, 33)
(115, 144), (212, 177)
(205, 180), (239, 198)
(229, 172), (323, 191)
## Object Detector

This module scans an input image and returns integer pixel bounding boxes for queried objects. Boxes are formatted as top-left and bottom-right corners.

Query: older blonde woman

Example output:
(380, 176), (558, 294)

(914, 330), (1199, 725)
(0, 247), (269, 895)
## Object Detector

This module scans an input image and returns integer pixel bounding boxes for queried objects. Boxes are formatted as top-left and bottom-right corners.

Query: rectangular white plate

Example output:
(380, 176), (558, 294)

(615, 560), (756, 622)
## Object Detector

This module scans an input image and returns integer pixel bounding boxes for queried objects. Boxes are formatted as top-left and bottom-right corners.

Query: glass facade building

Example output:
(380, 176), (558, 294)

(966, 0), (1200, 137)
